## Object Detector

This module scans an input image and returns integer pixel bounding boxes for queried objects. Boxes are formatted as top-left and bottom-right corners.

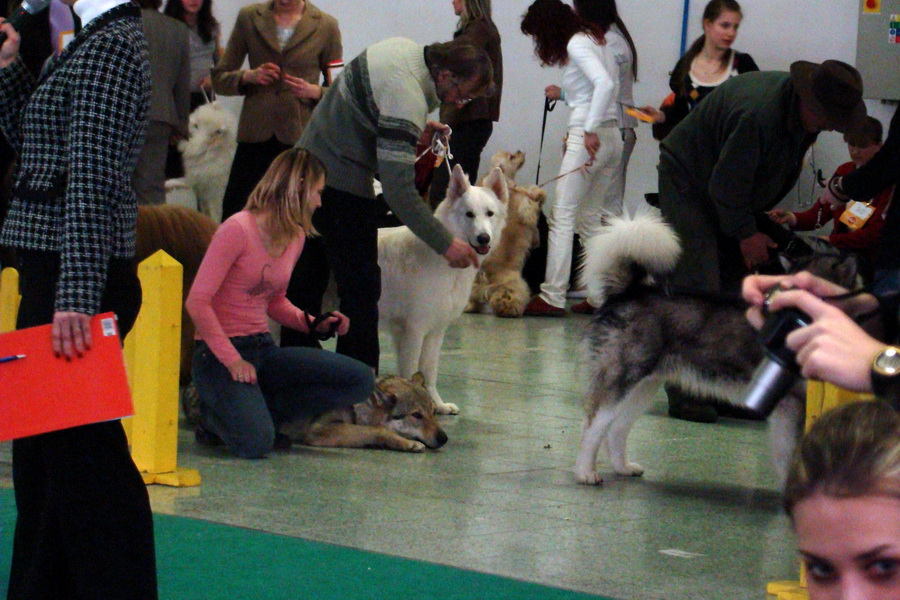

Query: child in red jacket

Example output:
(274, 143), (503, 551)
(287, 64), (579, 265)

(769, 116), (892, 279)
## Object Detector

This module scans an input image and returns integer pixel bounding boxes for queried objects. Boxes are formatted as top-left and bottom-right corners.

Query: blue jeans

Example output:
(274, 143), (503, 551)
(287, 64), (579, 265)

(192, 333), (374, 458)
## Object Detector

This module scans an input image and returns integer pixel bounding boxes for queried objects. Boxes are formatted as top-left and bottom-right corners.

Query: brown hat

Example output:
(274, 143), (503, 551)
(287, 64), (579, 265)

(790, 60), (866, 133)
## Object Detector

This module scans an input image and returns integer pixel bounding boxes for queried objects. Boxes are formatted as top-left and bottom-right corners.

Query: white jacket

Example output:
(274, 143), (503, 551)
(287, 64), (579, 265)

(561, 32), (617, 133)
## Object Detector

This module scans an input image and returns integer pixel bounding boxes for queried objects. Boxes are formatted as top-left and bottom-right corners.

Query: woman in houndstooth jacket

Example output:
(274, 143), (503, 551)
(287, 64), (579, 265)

(0, 0), (157, 597)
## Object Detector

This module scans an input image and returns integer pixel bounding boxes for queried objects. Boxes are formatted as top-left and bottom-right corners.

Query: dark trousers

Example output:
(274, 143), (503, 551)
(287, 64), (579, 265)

(221, 137), (292, 222)
(8, 250), (157, 600)
(283, 186), (381, 370)
(427, 119), (493, 209)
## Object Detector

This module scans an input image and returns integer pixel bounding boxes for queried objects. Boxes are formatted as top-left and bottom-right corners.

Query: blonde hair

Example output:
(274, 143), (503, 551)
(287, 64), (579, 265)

(459, 0), (492, 27)
(244, 148), (326, 245)
(784, 401), (900, 517)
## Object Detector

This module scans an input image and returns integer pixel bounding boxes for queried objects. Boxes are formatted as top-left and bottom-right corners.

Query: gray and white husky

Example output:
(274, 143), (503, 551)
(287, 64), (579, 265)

(573, 213), (859, 486)
(378, 164), (508, 415)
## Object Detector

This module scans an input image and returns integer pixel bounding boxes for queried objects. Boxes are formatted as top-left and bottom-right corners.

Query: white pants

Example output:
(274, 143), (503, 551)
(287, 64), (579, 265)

(539, 126), (635, 307)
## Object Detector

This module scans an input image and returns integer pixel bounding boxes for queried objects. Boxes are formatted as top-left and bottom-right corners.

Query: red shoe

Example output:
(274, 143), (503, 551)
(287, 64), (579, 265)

(571, 300), (596, 315)
(523, 296), (567, 317)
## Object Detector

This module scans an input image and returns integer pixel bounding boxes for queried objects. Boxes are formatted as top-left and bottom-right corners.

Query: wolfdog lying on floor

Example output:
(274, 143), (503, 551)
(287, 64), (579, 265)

(279, 373), (448, 452)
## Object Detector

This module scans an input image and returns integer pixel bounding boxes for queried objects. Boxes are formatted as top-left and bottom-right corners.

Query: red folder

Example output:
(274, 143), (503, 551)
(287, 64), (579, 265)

(0, 312), (134, 441)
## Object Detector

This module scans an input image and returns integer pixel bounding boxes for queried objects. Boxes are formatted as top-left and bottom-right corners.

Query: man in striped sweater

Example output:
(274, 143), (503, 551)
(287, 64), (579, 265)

(291, 36), (495, 371)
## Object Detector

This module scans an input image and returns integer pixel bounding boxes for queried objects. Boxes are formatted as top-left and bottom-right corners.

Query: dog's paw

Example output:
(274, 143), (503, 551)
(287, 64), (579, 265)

(493, 304), (525, 318)
(403, 440), (427, 452)
(434, 401), (460, 415)
(613, 462), (645, 477)
(574, 467), (603, 486)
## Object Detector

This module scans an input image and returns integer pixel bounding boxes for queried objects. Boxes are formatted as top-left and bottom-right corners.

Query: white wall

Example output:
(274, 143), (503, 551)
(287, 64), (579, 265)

(210, 0), (895, 214)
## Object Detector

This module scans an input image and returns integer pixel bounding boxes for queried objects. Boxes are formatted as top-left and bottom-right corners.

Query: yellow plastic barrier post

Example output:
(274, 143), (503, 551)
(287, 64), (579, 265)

(124, 250), (200, 487)
(1, 258), (199, 487)
(0, 267), (20, 333)
(767, 381), (873, 599)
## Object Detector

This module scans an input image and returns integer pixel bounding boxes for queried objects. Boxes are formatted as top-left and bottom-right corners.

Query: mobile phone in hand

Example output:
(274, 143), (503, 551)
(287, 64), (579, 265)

(620, 103), (655, 123)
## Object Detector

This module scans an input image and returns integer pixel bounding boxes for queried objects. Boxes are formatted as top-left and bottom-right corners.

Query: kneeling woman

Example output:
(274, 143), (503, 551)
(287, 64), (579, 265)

(186, 148), (374, 458)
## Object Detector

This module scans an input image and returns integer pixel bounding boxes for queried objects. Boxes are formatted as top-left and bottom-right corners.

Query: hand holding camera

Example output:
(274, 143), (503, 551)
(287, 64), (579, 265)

(742, 273), (885, 404)
(741, 284), (813, 417)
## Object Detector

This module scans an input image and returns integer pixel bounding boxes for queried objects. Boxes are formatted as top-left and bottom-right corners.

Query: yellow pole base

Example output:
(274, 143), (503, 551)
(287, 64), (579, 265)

(0, 267), (21, 334)
(140, 467), (201, 488)
(767, 581), (808, 599)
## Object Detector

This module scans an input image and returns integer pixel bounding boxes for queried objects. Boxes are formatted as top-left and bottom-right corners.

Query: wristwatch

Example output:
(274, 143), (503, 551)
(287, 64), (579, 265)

(871, 346), (900, 402)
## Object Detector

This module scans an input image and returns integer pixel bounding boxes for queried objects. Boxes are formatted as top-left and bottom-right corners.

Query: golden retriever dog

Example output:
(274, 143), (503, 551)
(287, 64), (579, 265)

(466, 151), (546, 318)
(136, 204), (216, 388)
(280, 373), (448, 452)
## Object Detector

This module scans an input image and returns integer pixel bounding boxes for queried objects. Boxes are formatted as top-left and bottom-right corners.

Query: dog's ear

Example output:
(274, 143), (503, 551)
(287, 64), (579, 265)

(410, 371), (426, 387)
(483, 166), (509, 204)
(446, 163), (470, 202)
(371, 387), (398, 408)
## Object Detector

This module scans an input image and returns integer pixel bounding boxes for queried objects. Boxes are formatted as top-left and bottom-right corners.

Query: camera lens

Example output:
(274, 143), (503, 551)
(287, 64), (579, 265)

(740, 287), (811, 418)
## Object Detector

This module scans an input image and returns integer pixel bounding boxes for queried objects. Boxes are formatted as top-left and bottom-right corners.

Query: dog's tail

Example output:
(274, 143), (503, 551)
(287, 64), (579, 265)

(578, 213), (681, 304)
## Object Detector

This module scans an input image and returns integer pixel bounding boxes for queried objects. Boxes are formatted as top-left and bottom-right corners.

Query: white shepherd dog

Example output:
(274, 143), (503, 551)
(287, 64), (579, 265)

(378, 164), (509, 415)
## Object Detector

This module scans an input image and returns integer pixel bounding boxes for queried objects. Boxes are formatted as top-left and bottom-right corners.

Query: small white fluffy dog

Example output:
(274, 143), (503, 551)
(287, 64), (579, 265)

(165, 102), (237, 223)
(378, 164), (508, 415)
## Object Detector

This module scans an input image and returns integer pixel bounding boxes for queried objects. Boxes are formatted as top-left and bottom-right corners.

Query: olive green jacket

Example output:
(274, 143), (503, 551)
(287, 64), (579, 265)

(660, 71), (817, 239)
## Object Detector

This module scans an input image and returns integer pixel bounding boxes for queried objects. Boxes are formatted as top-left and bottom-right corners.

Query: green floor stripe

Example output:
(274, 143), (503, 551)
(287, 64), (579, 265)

(0, 489), (613, 600)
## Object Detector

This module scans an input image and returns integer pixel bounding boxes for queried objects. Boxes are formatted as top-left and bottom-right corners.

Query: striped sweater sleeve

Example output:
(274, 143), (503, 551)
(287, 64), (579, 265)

(371, 74), (452, 254)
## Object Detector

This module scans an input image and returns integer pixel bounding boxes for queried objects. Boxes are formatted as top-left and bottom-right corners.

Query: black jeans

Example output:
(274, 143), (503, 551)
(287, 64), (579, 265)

(220, 137), (292, 222)
(8, 250), (157, 600)
(284, 186), (381, 369)
(427, 119), (493, 209)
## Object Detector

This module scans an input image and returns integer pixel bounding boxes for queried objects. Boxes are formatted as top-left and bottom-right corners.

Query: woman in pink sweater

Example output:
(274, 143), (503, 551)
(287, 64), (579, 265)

(186, 148), (374, 458)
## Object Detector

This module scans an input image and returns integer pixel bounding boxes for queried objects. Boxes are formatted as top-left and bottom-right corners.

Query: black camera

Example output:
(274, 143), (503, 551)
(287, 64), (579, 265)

(741, 286), (812, 418)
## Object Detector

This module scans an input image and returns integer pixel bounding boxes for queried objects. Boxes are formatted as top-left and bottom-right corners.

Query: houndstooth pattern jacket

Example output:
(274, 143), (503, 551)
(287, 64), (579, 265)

(0, 2), (150, 314)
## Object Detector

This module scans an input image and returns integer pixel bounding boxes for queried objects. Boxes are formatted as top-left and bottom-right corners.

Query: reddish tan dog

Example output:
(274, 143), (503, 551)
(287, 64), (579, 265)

(280, 373), (448, 452)
(467, 151), (546, 318)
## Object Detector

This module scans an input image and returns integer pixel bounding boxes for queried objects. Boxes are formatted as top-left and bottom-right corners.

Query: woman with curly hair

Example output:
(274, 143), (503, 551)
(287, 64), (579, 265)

(521, 0), (627, 317)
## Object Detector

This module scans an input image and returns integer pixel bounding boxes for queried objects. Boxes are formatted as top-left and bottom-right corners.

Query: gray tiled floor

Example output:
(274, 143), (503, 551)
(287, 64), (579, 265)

(0, 308), (800, 599)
